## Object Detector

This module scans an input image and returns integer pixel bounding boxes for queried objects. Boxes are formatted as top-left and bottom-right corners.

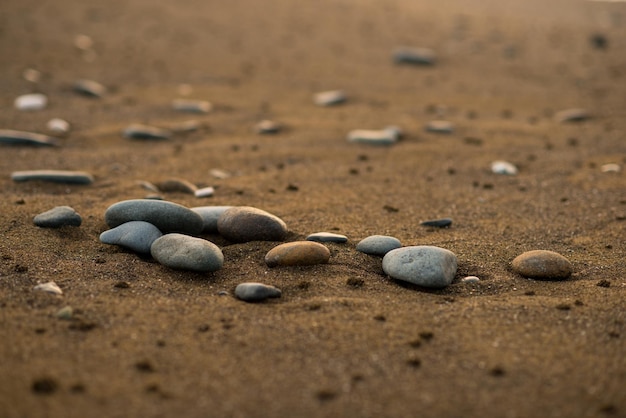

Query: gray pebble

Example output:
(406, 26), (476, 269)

(73, 79), (107, 98)
(554, 108), (590, 123)
(34, 206), (82, 228)
(235, 283), (282, 302)
(100, 221), (163, 254)
(314, 90), (346, 106)
(150, 233), (223, 272)
(462, 276), (480, 284)
(11, 170), (94, 184)
(14, 93), (48, 111)
(105, 199), (204, 235)
(123, 124), (172, 140)
(191, 206), (233, 233)
(306, 232), (348, 243)
(217, 206), (288, 243)
(0, 129), (59, 147)
(382, 246), (458, 288)
(265, 241), (330, 267)
(356, 235), (402, 256)
(347, 129), (399, 145)
(420, 218), (452, 228)
(511, 250), (572, 280)
(393, 47), (436, 65)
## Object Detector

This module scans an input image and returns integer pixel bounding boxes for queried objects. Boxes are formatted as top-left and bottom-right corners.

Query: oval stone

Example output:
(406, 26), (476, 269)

(217, 206), (287, 243)
(34, 206), (82, 228)
(100, 221), (163, 254)
(382, 246), (458, 288)
(105, 199), (203, 235)
(235, 283), (282, 302)
(191, 206), (233, 233)
(150, 233), (223, 272)
(265, 241), (330, 267)
(511, 250), (572, 280)
(356, 235), (402, 256)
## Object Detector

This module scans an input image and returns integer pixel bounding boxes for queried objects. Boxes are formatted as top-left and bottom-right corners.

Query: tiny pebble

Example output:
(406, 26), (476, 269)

(34, 206), (82, 228)
(209, 169), (231, 179)
(462, 276), (480, 283)
(217, 206), (288, 243)
(34, 281), (63, 295)
(314, 90), (346, 106)
(155, 178), (197, 194)
(194, 186), (215, 198)
(347, 129), (398, 145)
(393, 47), (436, 65)
(56, 306), (73, 320)
(255, 120), (281, 134)
(554, 108), (590, 123)
(74, 34), (94, 50)
(425, 120), (454, 134)
(306, 232), (348, 243)
(382, 246), (458, 288)
(356, 235), (402, 256)
(23, 68), (42, 83)
(511, 250), (573, 280)
(191, 206), (233, 233)
(15, 93), (48, 111)
(491, 161), (518, 175)
(123, 124), (172, 140)
(265, 241), (330, 267)
(0, 129), (59, 147)
(46, 118), (71, 135)
(150, 233), (223, 272)
(73, 79), (107, 98)
(100, 221), (163, 254)
(235, 283), (282, 302)
(12, 170), (94, 184)
(420, 218), (452, 228)
(172, 99), (212, 114)
(105, 199), (204, 235)
(601, 163), (621, 173)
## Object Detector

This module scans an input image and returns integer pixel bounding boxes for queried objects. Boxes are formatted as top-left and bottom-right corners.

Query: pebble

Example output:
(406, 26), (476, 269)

(73, 79), (107, 98)
(601, 163), (621, 173)
(235, 283), (282, 302)
(356, 235), (402, 256)
(23, 68), (42, 83)
(420, 218), (452, 228)
(491, 161), (518, 175)
(265, 241), (330, 267)
(123, 124), (172, 140)
(393, 47), (436, 65)
(314, 90), (346, 106)
(462, 276), (480, 284)
(554, 108), (590, 123)
(209, 169), (231, 179)
(74, 34), (94, 50)
(194, 186), (215, 198)
(382, 246), (458, 288)
(100, 221), (163, 254)
(347, 129), (399, 145)
(511, 250), (572, 280)
(217, 206), (288, 242)
(171, 99), (212, 113)
(191, 206), (233, 233)
(33, 281), (63, 295)
(14, 93), (48, 111)
(11, 170), (94, 184)
(105, 199), (204, 235)
(46, 118), (71, 136)
(155, 178), (197, 194)
(34, 206), (82, 228)
(56, 306), (73, 320)
(425, 120), (454, 134)
(0, 129), (59, 147)
(150, 233), (223, 272)
(255, 120), (281, 134)
(306, 232), (348, 243)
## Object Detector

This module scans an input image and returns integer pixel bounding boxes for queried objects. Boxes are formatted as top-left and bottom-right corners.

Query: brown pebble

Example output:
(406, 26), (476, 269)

(265, 241), (330, 267)
(155, 178), (197, 194)
(511, 250), (572, 280)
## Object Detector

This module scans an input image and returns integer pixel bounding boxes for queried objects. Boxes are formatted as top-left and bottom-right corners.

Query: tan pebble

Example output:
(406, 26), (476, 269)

(265, 241), (330, 267)
(155, 178), (197, 194)
(511, 250), (572, 280)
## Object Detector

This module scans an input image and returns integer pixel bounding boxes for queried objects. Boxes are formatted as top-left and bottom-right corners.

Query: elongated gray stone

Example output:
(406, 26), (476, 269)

(150, 233), (223, 272)
(306, 232), (348, 243)
(100, 221), (163, 254)
(382, 246), (458, 288)
(217, 206), (288, 242)
(235, 283), (282, 302)
(105, 199), (203, 234)
(12, 170), (93, 184)
(393, 47), (436, 65)
(34, 206), (82, 228)
(191, 206), (233, 233)
(356, 235), (402, 256)
(0, 130), (59, 147)
(420, 218), (452, 228)
(123, 124), (171, 140)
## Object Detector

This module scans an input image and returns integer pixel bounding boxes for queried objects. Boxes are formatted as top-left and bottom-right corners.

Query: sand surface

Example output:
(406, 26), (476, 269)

(1, 0), (625, 417)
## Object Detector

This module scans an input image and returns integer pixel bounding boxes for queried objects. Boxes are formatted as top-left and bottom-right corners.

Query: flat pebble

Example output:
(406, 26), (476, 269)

(46, 118), (71, 136)
(462, 276), (480, 284)
(12, 170), (94, 184)
(15, 93), (48, 111)
(100, 221), (163, 254)
(172, 99), (212, 113)
(356, 235), (402, 256)
(601, 163), (621, 173)
(382, 246), (458, 288)
(191, 206), (233, 233)
(425, 120), (454, 134)
(33, 281), (63, 295)
(491, 161), (518, 175)
(314, 90), (346, 106)
(105, 199), (204, 235)
(265, 241), (330, 267)
(194, 186), (215, 198)
(511, 250), (572, 280)
(155, 178), (197, 194)
(150, 233), (223, 272)
(554, 108), (590, 123)
(393, 47), (436, 65)
(217, 206), (288, 242)
(420, 218), (452, 228)
(235, 283), (282, 302)
(306, 232), (348, 243)
(123, 124), (172, 140)
(347, 129), (398, 145)
(0, 129), (59, 147)
(73, 79), (107, 98)
(255, 120), (281, 134)
(34, 206), (82, 228)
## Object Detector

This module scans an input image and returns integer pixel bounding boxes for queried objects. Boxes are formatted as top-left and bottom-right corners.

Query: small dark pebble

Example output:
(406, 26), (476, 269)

(32, 378), (58, 394)
(135, 361), (155, 373)
(597, 280), (611, 288)
(574, 300), (584, 306)
(590, 34), (608, 50)
(286, 184), (299, 191)
(420, 218), (452, 228)
(599, 404), (617, 415)
(15, 199), (25, 205)
(556, 303), (571, 311)
(408, 339), (422, 348)
(419, 331), (434, 341)
(70, 383), (86, 393)
(346, 277), (364, 287)
(608, 331), (620, 339)
(373, 314), (386, 322)
(316, 389), (338, 402)
(383, 205), (399, 213)
(35, 328), (46, 334)
(407, 357), (422, 368)
(114, 281), (130, 289)
(198, 324), (210, 332)
(490, 366), (506, 377)
(524, 291), (536, 296)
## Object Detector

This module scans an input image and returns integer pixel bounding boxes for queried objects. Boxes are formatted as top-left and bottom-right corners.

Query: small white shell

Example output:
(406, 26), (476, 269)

(15, 93), (48, 111)
(491, 160), (518, 175)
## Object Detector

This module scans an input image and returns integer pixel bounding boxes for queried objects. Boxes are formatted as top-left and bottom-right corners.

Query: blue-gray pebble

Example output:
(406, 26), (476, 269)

(306, 232), (348, 243)
(356, 235), (402, 256)
(150, 233), (223, 272)
(191, 206), (233, 233)
(34, 206), (82, 228)
(105, 199), (203, 235)
(100, 221), (163, 254)
(235, 283), (282, 302)
(382, 245), (457, 288)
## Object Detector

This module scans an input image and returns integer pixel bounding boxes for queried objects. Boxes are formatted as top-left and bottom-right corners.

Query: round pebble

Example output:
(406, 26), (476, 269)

(34, 206), (82, 228)
(306, 232), (348, 243)
(235, 283), (282, 302)
(191, 206), (233, 233)
(255, 120), (281, 134)
(150, 233), (223, 272)
(382, 246), (458, 288)
(15, 93), (48, 111)
(155, 178), (197, 194)
(265, 241), (330, 267)
(100, 221), (163, 254)
(105, 199), (204, 235)
(356, 235), (402, 256)
(217, 206), (288, 243)
(511, 250), (572, 280)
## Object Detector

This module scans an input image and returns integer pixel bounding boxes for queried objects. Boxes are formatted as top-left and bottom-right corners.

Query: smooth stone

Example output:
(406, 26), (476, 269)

(420, 218), (452, 228)
(100, 221), (163, 254)
(393, 47), (436, 65)
(46, 118), (71, 135)
(150, 233), (223, 272)
(356, 235), (402, 256)
(137, 180), (160, 192)
(33, 281), (63, 295)
(209, 169), (231, 179)
(73, 79), (107, 98)
(235, 283), (282, 302)
(462, 276), (480, 284)
(155, 178), (197, 194)
(12, 170), (94, 184)
(172, 99), (212, 113)
(425, 120), (454, 134)
(255, 120), (281, 134)
(554, 108), (590, 123)
(74, 34), (93, 50)
(15, 93), (48, 111)
(0, 129), (59, 147)
(34, 206), (82, 228)
(384, 125), (403, 139)
(217, 206), (288, 243)
(347, 129), (398, 145)
(511, 250), (572, 280)
(105, 199), (204, 235)
(122, 124), (172, 140)
(306, 232), (348, 243)
(382, 246), (458, 288)
(23, 68), (42, 83)
(601, 163), (621, 173)
(191, 206), (233, 233)
(194, 186), (215, 198)
(314, 90), (346, 106)
(56, 305), (73, 320)
(265, 241), (330, 267)
(491, 160), (518, 175)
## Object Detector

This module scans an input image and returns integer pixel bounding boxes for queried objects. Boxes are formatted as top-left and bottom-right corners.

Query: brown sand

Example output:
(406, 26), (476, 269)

(1, 0), (625, 416)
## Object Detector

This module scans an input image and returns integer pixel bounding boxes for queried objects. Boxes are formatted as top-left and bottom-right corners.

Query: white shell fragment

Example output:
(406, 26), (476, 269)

(46, 118), (71, 135)
(73, 79), (107, 98)
(491, 161), (518, 175)
(314, 90), (346, 106)
(34, 281), (63, 295)
(393, 47), (437, 65)
(172, 99), (212, 113)
(15, 93), (48, 111)
(347, 129), (399, 145)
(195, 186), (215, 198)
